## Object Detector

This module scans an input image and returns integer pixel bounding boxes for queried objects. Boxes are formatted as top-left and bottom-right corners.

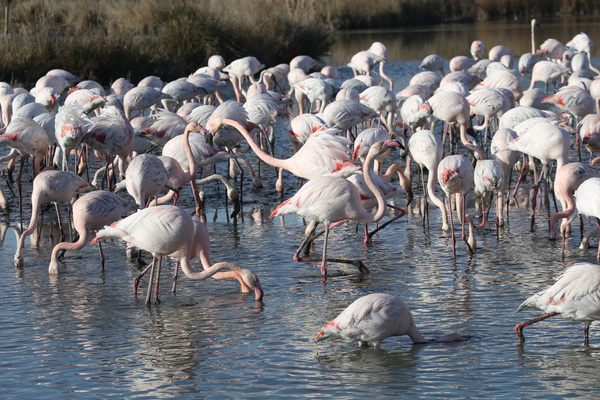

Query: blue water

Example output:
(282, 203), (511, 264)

(3, 15), (600, 399)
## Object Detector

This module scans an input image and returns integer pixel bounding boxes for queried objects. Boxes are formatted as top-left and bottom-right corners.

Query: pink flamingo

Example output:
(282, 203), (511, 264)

(409, 71), (442, 91)
(63, 88), (106, 115)
(437, 154), (476, 257)
(408, 129), (448, 230)
(321, 98), (378, 139)
(123, 86), (165, 120)
(507, 122), (570, 230)
(293, 77), (333, 114)
(207, 118), (359, 185)
(223, 56), (264, 102)
(316, 293), (463, 347)
(270, 140), (399, 276)
(419, 54), (445, 76)
(290, 55), (317, 73)
(54, 103), (92, 171)
(474, 70), (523, 102)
(83, 105), (134, 185)
(470, 40), (486, 60)
(161, 79), (201, 111)
(490, 128), (521, 226)
(287, 113), (327, 153)
(428, 90), (485, 160)
(399, 95), (432, 133)
(0, 116), (49, 214)
(537, 38), (572, 62)
(367, 42), (394, 89)
(549, 162), (598, 258)
(574, 177), (600, 262)
(489, 45), (515, 62)
(449, 56), (476, 72)
(528, 60), (568, 92)
(137, 110), (187, 147)
(48, 190), (136, 274)
(567, 32), (600, 74)
(518, 19), (540, 77)
(359, 86), (397, 132)
(110, 77), (134, 96)
(124, 153), (169, 209)
(474, 159), (504, 228)
(136, 213), (263, 298)
(13, 170), (95, 267)
(579, 113), (600, 164)
(92, 205), (264, 304)
(516, 262), (600, 346)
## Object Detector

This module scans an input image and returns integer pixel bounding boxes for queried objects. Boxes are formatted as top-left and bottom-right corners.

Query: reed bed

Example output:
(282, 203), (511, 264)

(0, 0), (598, 87)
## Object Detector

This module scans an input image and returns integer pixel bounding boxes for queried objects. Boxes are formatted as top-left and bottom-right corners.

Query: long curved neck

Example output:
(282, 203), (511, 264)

(361, 148), (388, 224)
(220, 118), (288, 169)
(49, 231), (91, 270)
(550, 193), (575, 238)
(179, 257), (241, 281)
(193, 238), (250, 291)
(183, 126), (196, 180)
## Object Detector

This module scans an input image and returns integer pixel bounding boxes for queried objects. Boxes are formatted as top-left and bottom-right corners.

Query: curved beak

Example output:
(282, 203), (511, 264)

(254, 279), (264, 301)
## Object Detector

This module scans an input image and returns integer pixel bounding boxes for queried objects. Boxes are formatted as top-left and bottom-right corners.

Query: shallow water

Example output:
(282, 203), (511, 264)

(3, 15), (600, 400)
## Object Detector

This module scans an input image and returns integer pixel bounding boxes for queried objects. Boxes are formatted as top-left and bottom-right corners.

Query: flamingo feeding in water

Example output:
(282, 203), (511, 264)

(515, 262), (600, 346)
(316, 293), (464, 347)
(92, 205), (264, 304)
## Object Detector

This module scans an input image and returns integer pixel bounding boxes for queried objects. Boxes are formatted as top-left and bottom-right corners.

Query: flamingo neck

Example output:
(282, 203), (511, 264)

(361, 148), (388, 224)
(549, 194), (575, 238)
(48, 231), (91, 273)
(183, 126), (197, 181)
(220, 118), (287, 170)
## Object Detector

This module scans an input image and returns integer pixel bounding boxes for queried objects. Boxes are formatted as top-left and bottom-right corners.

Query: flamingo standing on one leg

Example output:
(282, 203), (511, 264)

(515, 262), (600, 346)
(270, 140), (400, 276)
(437, 154), (476, 257)
(473, 159), (504, 228)
(48, 190), (137, 274)
(92, 205), (264, 304)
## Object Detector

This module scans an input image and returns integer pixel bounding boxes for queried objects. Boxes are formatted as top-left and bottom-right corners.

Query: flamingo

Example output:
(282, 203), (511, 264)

(515, 262), (600, 346)
(399, 95), (432, 133)
(47, 190), (136, 274)
(367, 42), (394, 89)
(92, 205), (263, 304)
(528, 60), (568, 92)
(207, 118), (359, 183)
(223, 56), (264, 102)
(474, 70), (523, 102)
(419, 54), (444, 76)
(54, 103), (91, 171)
(321, 98), (378, 139)
(428, 90), (485, 160)
(71, 80), (106, 97)
(124, 153), (169, 209)
(316, 293), (464, 347)
(359, 86), (396, 132)
(449, 56), (476, 73)
(293, 77), (333, 114)
(579, 113), (600, 164)
(518, 19), (540, 78)
(549, 163), (598, 258)
(0, 116), (50, 214)
(287, 113), (327, 152)
(123, 86), (165, 120)
(270, 140), (400, 276)
(474, 159), (504, 228)
(46, 69), (80, 86)
(490, 128), (521, 226)
(83, 105), (134, 185)
(507, 122), (571, 230)
(574, 177), (600, 262)
(110, 77), (134, 96)
(567, 32), (600, 75)
(440, 71), (482, 91)
(470, 40), (486, 60)
(489, 45), (515, 62)
(63, 88), (106, 115)
(408, 129), (448, 230)
(437, 154), (476, 257)
(13, 170), (95, 267)
(410, 71), (442, 91)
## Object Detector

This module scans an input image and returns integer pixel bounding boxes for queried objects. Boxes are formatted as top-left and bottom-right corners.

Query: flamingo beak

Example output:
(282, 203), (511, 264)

(254, 279), (264, 301)
(352, 145), (360, 161)
(442, 169), (454, 185)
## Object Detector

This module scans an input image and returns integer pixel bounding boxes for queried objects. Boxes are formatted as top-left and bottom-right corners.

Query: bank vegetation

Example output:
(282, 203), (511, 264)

(0, 0), (598, 86)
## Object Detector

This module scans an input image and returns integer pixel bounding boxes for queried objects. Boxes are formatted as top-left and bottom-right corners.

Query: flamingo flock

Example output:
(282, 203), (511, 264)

(3, 19), (600, 349)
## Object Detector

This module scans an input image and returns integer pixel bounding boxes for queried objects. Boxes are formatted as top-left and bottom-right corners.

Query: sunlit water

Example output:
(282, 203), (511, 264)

(3, 16), (600, 399)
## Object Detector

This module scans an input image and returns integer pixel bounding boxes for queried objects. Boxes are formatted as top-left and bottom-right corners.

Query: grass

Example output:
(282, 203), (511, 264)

(0, 0), (599, 87)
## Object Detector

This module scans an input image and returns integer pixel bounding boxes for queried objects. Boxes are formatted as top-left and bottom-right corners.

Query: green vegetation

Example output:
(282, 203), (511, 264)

(0, 0), (598, 87)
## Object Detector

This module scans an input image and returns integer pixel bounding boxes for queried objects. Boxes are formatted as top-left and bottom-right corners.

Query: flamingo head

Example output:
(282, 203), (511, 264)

(441, 168), (457, 185)
(352, 144), (361, 161)
(239, 268), (264, 301)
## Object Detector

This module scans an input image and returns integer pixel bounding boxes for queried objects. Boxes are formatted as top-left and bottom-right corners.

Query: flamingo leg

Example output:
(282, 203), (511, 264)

(172, 261), (180, 294)
(134, 258), (154, 296)
(97, 240), (105, 269)
(153, 255), (162, 304)
(367, 205), (406, 242)
(320, 225), (330, 276)
(515, 312), (559, 342)
(145, 256), (156, 305)
(448, 195), (456, 258)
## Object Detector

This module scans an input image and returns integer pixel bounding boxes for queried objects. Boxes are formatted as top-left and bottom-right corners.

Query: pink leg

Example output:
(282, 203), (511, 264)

(320, 225), (330, 276)
(515, 312), (559, 342)
(448, 195), (456, 258)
